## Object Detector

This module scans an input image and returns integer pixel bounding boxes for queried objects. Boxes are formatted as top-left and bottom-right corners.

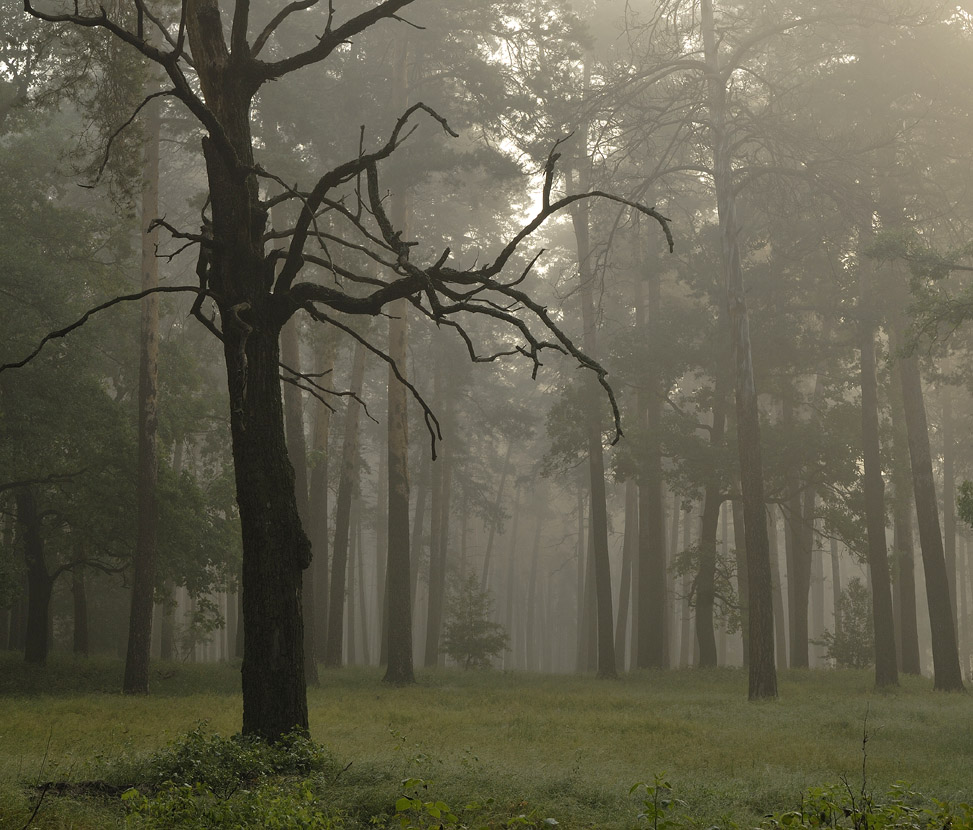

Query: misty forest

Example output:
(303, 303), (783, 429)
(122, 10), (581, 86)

(3, 0), (973, 826)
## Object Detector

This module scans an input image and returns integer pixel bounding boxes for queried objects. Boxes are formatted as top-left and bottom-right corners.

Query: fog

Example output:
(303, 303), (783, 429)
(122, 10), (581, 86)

(3, 0), (973, 723)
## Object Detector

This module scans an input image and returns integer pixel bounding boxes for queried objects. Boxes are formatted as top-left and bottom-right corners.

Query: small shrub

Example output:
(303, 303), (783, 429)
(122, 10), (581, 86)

(134, 723), (331, 795)
(812, 578), (873, 669)
(440, 572), (509, 669)
(121, 725), (340, 828)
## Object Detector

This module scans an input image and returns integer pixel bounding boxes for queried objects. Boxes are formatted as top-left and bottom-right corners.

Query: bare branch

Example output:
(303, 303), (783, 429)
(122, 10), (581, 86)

(252, 0), (320, 57)
(0, 470), (88, 496)
(0, 286), (215, 374)
(256, 0), (417, 81)
(302, 305), (442, 457)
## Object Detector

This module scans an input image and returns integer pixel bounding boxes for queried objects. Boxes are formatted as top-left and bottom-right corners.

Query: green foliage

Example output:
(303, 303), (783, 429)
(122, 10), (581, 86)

(631, 774), (684, 830)
(760, 781), (973, 830)
(392, 777), (460, 828)
(670, 543), (740, 633)
(812, 578), (874, 669)
(440, 572), (509, 669)
(132, 725), (332, 795)
(958, 480), (973, 530)
(121, 727), (341, 828)
(123, 778), (342, 829)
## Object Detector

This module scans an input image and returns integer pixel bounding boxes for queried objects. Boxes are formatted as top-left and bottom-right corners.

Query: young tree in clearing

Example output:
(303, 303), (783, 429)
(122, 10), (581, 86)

(17, 0), (671, 739)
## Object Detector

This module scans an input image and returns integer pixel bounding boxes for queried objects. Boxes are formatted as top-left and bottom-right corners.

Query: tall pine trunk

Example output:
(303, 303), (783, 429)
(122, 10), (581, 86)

(124, 91), (160, 695)
(894, 336), (964, 690)
(19, 488), (51, 665)
(308, 333), (337, 663)
(702, 0), (774, 696)
(889, 365), (921, 674)
(636, 257), (667, 668)
(857, 237), (899, 687)
(325, 341), (367, 668)
(572, 183), (617, 679)
(281, 316), (317, 684)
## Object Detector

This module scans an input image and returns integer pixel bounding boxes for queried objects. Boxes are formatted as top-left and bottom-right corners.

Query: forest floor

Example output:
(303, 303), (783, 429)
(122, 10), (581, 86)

(0, 655), (971, 828)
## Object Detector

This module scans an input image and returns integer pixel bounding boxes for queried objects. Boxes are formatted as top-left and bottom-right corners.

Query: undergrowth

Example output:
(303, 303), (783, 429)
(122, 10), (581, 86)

(14, 725), (973, 830)
(2, 661), (972, 829)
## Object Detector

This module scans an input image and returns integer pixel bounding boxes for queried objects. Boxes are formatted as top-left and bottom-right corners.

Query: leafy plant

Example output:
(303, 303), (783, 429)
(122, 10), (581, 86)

(631, 773), (685, 830)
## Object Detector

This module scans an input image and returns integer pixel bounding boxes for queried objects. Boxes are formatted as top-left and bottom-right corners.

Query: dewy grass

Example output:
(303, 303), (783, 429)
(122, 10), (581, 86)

(0, 655), (971, 828)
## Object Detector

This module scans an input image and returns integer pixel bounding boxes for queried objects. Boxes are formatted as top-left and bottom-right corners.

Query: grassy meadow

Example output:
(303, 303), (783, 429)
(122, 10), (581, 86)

(1, 655), (971, 828)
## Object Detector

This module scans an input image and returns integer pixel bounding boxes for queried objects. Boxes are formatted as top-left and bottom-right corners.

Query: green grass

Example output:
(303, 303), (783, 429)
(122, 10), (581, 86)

(0, 653), (971, 829)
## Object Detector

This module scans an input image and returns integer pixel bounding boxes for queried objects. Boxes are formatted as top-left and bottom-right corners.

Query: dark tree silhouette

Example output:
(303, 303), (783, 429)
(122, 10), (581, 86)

(15, 0), (671, 739)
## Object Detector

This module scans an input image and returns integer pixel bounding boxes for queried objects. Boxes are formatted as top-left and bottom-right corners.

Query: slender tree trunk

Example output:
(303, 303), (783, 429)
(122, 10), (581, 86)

(856, 246), (899, 687)
(308, 331), (337, 663)
(408, 452), (429, 624)
(374, 432), (388, 662)
(526, 509), (543, 671)
(573, 202), (617, 680)
(895, 337), (964, 690)
(667, 489), (681, 666)
(959, 535), (969, 677)
(160, 440), (185, 662)
(782, 391), (812, 669)
(356, 511), (371, 665)
(636, 258), (667, 669)
(503, 485), (522, 668)
(732, 498), (749, 665)
(346, 488), (359, 665)
(19, 488), (51, 666)
(701, 0), (774, 697)
(830, 539), (841, 644)
(72, 561), (89, 657)
(424, 434), (451, 667)
(943, 389), (958, 624)
(889, 366), (921, 674)
(615, 480), (637, 668)
(767, 507), (788, 670)
(281, 316), (318, 684)
(124, 91), (160, 695)
(679, 506), (693, 667)
(384, 290), (414, 684)
(480, 443), (513, 591)
(811, 533), (825, 665)
(325, 341), (367, 668)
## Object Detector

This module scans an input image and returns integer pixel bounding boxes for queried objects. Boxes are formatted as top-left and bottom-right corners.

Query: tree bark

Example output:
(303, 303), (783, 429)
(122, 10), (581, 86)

(615, 480), (637, 667)
(72, 560), (89, 657)
(19, 488), (51, 665)
(701, 0), (774, 697)
(325, 340), (367, 668)
(124, 90), (160, 695)
(636, 258), (667, 669)
(895, 337), (964, 690)
(732, 498), (749, 665)
(424, 427), (451, 667)
(182, 0), (312, 738)
(281, 315), (317, 684)
(384, 293), (414, 684)
(767, 507), (788, 670)
(479, 442), (513, 591)
(525, 509), (543, 671)
(942, 389), (958, 624)
(308, 332), (337, 663)
(782, 391), (813, 669)
(857, 244), (899, 688)
(888, 364), (921, 674)
(573, 190), (617, 679)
